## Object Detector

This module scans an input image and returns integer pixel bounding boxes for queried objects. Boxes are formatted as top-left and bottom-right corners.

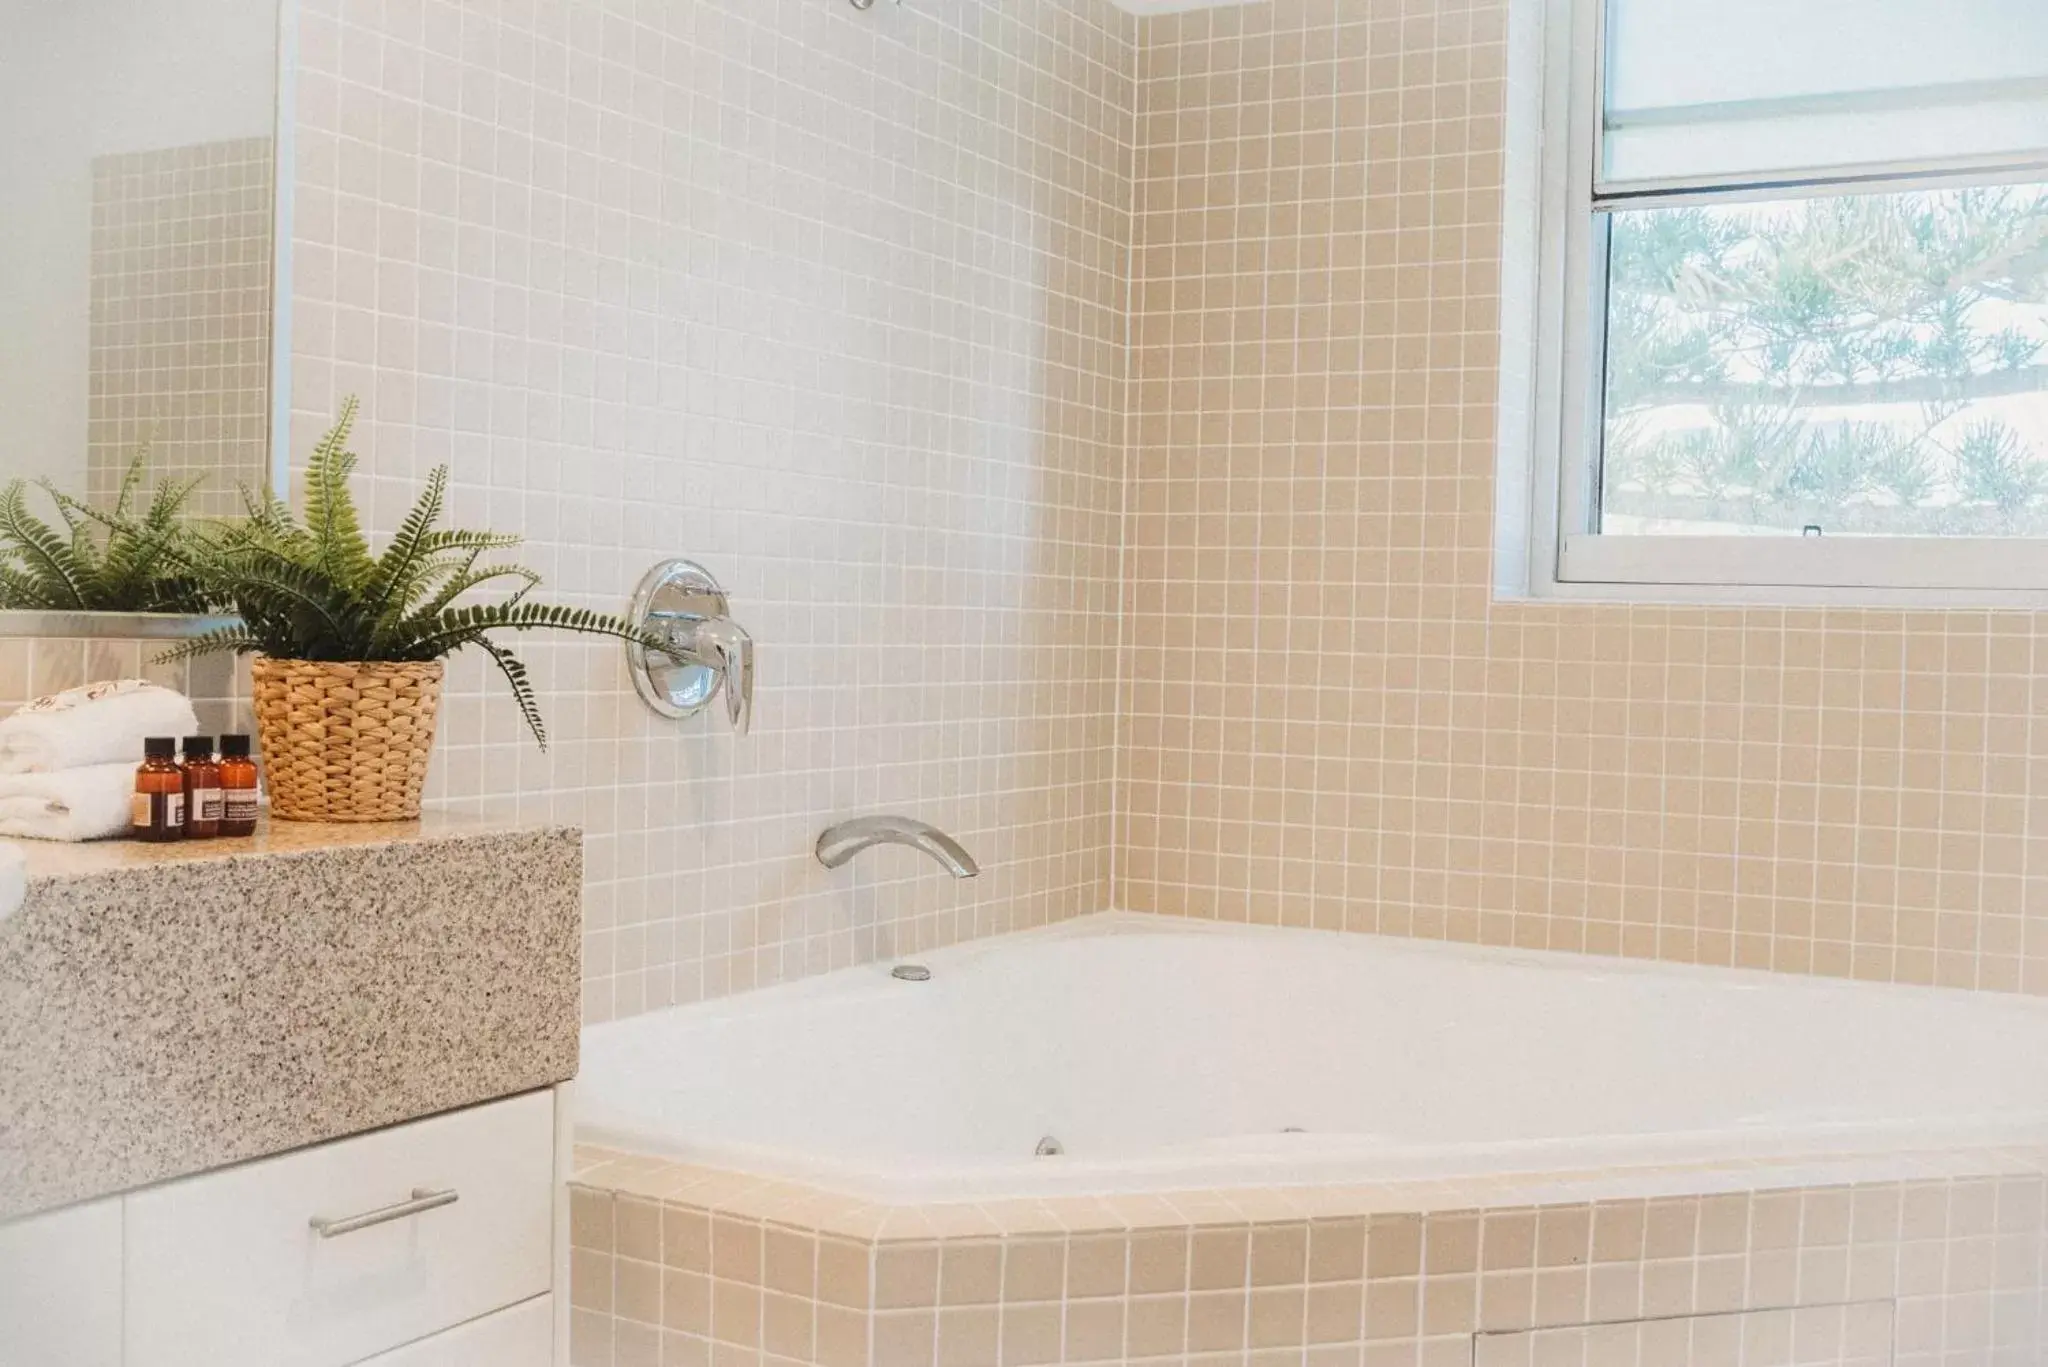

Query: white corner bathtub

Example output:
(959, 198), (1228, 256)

(576, 913), (2048, 1203)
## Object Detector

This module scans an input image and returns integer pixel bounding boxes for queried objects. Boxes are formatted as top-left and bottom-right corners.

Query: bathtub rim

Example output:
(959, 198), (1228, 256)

(585, 909), (2048, 1033)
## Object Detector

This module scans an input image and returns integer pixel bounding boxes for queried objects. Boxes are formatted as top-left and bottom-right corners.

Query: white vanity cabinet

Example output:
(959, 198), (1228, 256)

(354, 1296), (556, 1366)
(0, 1196), (123, 1367)
(0, 1088), (569, 1367)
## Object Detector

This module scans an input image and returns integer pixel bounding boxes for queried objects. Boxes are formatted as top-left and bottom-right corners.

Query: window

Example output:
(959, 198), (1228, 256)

(1506, 0), (2048, 601)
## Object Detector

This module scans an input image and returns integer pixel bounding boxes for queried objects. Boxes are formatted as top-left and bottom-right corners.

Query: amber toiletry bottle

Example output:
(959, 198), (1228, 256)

(219, 734), (259, 837)
(133, 737), (186, 841)
(181, 735), (222, 839)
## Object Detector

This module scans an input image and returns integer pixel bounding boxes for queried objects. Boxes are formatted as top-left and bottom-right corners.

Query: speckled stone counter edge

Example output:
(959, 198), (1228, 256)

(0, 822), (581, 1221)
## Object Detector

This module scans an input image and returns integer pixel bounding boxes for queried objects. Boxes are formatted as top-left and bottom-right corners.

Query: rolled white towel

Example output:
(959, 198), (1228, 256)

(0, 680), (198, 775)
(0, 763), (143, 842)
(0, 842), (24, 921)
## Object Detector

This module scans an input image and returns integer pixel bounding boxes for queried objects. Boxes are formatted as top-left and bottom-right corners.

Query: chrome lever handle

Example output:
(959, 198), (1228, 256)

(309, 1187), (459, 1239)
(723, 625), (754, 736)
(688, 618), (753, 737)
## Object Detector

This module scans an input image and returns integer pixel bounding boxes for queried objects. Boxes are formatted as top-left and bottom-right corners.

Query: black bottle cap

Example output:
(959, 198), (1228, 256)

(182, 735), (215, 759)
(143, 737), (176, 760)
(220, 734), (252, 759)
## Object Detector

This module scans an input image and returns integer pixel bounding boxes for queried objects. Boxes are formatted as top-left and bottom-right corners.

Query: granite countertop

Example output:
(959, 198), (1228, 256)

(0, 814), (582, 1221)
(10, 810), (544, 876)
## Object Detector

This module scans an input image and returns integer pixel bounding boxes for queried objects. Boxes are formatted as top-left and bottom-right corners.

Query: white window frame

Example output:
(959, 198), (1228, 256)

(1497, 0), (2048, 607)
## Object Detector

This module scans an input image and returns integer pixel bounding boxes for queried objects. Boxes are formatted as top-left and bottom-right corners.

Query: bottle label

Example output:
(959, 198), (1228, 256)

(133, 790), (185, 835)
(225, 790), (258, 823)
(195, 787), (223, 822)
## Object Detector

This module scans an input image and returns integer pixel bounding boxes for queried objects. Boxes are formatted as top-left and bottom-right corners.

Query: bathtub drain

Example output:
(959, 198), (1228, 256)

(1035, 1135), (1065, 1157)
(891, 964), (932, 982)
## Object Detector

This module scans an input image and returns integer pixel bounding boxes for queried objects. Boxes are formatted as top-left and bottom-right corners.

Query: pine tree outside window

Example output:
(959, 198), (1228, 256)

(1501, 0), (2048, 602)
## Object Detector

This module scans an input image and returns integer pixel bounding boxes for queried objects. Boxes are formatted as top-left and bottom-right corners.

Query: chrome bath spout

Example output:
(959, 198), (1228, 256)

(816, 816), (980, 879)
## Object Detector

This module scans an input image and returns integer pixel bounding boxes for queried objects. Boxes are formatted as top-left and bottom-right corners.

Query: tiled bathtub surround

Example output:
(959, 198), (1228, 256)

(1115, 0), (2048, 996)
(288, 0), (1135, 1021)
(567, 1148), (2048, 1367)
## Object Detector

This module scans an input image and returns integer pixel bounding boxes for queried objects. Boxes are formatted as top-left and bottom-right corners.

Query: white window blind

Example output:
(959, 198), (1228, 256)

(1602, 0), (2048, 190)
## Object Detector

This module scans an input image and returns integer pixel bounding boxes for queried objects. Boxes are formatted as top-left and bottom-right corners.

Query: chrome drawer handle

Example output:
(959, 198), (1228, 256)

(309, 1187), (459, 1239)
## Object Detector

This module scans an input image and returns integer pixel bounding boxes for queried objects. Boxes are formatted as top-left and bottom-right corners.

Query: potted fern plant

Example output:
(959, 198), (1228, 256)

(161, 398), (660, 822)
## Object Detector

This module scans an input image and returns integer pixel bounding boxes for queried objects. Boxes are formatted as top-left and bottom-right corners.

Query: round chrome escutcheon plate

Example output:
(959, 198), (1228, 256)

(627, 558), (730, 720)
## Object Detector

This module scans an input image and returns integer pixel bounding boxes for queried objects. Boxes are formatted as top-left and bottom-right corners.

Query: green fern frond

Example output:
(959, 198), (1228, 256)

(142, 471), (208, 530)
(37, 478), (92, 546)
(478, 638), (550, 748)
(0, 482), (90, 609)
(412, 560), (540, 624)
(234, 479), (307, 547)
(411, 530), (523, 554)
(153, 625), (265, 663)
(362, 465), (449, 639)
(303, 395), (377, 591)
(397, 601), (656, 661)
(109, 443), (152, 521)
(0, 564), (50, 608)
(46, 486), (102, 583)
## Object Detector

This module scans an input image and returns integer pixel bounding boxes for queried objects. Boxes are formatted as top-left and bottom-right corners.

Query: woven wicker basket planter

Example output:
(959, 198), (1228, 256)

(251, 657), (444, 822)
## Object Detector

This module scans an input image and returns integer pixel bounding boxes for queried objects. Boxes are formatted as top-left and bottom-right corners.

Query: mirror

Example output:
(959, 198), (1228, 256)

(0, 0), (289, 633)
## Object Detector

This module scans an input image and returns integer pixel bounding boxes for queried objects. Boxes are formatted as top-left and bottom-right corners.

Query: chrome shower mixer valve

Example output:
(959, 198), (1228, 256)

(625, 558), (756, 736)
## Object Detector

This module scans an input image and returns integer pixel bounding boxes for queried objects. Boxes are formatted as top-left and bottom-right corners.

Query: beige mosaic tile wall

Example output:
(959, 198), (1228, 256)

(89, 138), (276, 518)
(287, 0), (1135, 1020)
(1117, 0), (2048, 996)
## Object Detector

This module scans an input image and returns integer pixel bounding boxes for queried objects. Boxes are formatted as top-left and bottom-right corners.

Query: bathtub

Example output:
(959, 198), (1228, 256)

(576, 913), (2048, 1204)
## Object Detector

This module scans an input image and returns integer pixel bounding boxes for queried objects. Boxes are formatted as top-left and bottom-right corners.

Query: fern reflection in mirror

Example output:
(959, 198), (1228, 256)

(153, 397), (669, 750)
(0, 450), (214, 613)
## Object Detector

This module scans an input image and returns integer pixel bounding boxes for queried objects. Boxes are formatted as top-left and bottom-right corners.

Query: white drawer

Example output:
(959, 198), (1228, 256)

(0, 1197), (122, 1367)
(125, 1090), (555, 1367)
(355, 1295), (553, 1366)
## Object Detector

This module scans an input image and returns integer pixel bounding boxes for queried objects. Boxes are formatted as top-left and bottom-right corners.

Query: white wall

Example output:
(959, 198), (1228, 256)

(0, 0), (277, 494)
